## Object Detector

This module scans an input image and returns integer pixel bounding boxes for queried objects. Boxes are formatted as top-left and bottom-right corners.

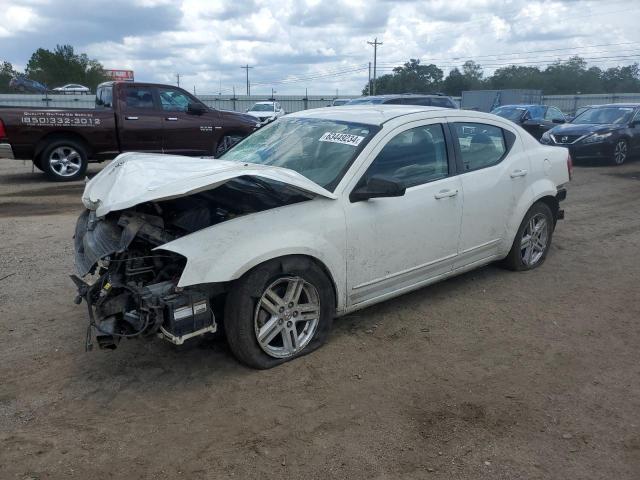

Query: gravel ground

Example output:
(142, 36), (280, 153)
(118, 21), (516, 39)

(0, 157), (639, 479)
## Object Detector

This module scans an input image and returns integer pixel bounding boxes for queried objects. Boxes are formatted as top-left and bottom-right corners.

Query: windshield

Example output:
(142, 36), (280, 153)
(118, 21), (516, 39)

(572, 106), (635, 124)
(346, 97), (385, 105)
(250, 103), (275, 112)
(492, 106), (526, 121)
(220, 117), (379, 191)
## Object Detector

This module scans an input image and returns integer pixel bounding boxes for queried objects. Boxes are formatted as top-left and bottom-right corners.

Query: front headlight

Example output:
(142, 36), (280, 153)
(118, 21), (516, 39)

(541, 131), (552, 143)
(581, 132), (613, 144)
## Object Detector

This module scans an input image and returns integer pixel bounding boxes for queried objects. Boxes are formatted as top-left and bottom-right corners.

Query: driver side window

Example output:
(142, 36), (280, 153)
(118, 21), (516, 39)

(364, 124), (449, 188)
(158, 88), (192, 111)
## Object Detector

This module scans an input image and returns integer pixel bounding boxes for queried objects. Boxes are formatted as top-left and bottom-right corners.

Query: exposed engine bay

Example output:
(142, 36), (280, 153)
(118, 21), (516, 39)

(72, 177), (311, 350)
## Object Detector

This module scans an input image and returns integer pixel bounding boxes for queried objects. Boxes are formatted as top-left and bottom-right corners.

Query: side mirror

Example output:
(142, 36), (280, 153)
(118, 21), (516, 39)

(630, 120), (640, 128)
(552, 118), (566, 124)
(187, 103), (206, 115)
(350, 175), (406, 203)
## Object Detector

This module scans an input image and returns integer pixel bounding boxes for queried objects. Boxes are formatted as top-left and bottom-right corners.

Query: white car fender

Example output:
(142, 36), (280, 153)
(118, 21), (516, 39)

(157, 199), (348, 312)
(506, 145), (569, 249)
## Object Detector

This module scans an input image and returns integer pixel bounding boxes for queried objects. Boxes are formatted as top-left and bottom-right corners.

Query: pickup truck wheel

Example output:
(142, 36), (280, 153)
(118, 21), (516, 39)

(225, 257), (334, 369)
(502, 202), (554, 271)
(215, 134), (244, 157)
(41, 140), (88, 181)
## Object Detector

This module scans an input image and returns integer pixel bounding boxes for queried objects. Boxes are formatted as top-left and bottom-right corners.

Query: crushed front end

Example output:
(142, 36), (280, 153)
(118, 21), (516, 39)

(72, 207), (218, 350)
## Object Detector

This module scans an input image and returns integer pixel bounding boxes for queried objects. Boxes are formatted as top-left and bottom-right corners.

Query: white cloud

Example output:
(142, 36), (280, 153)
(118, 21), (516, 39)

(1, 0), (638, 94)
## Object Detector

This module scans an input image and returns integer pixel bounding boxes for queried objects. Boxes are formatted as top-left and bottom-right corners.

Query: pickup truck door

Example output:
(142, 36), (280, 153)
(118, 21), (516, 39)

(116, 85), (163, 152)
(157, 86), (222, 156)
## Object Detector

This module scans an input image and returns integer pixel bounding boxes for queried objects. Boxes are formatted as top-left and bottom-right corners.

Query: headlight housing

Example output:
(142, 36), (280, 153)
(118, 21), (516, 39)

(581, 132), (613, 144)
(541, 131), (552, 143)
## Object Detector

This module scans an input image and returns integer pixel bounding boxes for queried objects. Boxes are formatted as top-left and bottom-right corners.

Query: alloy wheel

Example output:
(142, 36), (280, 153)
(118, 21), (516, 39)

(520, 213), (549, 267)
(614, 140), (627, 165)
(254, 276), (320, 359)
(48, 146), (82, 177)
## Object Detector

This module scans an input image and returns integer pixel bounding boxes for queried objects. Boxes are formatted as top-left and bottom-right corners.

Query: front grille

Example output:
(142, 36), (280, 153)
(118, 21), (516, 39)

(552, 134), (581, 144)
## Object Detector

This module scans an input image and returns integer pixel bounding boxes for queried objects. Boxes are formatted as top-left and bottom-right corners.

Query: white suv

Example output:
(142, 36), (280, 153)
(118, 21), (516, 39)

(73, 106), (571, 368)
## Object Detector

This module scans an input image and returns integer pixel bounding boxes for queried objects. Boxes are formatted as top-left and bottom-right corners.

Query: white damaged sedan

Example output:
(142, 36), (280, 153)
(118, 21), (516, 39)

(72, 105), (571, 368)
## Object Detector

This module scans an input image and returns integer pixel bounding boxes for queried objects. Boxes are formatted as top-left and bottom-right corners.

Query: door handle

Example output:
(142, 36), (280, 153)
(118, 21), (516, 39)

(165, 117), (178, 121)
(434, 189), (459, 199)
(125, 116), (138, 120)
(510, 169), (528, 178)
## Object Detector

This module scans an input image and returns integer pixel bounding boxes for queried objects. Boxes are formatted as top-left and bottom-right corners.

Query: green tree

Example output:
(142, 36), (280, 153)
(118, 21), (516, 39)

(0, 61), (17, 93)
(25, 44), (107, 92)
(362, 59), (443, 95)
(602, 64), (640, 93)
(442, 60), (485, 95)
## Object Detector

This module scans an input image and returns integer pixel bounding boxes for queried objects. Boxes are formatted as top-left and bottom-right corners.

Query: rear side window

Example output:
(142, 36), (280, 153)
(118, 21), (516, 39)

(124, 87), (155, 109)
(365, 124), (449, 187)
(96, 86), (113, 108)
(453, 122), (508, 172)
(407, 97), (432, 106)
(545, 107), (565, 122)
(431, 97), (454, 108)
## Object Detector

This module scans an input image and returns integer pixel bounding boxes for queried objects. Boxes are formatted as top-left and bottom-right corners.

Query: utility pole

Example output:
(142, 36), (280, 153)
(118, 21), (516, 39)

(367, 38), (382, 95)
(176, 73), (180, 87)
(240, 64), (253, 95)
(368, 62), (371, 96)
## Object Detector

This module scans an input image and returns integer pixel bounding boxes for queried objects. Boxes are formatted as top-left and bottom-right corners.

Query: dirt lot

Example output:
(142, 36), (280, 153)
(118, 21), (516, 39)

(0, 157), (639, 480)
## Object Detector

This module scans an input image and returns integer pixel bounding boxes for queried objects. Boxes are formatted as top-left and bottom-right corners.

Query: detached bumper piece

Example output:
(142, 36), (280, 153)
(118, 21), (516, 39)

(71, 274), (216, 351)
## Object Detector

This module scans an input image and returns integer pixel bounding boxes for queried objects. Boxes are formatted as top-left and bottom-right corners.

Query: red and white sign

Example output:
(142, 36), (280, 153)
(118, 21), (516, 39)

(104, 69), (134, 82)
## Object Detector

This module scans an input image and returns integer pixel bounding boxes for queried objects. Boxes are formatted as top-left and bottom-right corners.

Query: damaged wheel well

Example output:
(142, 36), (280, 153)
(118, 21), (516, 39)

(242, 254), (339, 310)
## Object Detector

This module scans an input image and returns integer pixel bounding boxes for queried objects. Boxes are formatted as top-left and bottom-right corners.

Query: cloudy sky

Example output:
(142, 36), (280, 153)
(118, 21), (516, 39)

(1, 0), (638, 95)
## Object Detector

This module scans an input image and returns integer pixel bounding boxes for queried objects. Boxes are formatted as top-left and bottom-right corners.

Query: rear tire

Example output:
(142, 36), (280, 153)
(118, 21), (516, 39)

(224, 256), (335, 369)
(40, 139), (88, 181)
(502, 202), (554, 271)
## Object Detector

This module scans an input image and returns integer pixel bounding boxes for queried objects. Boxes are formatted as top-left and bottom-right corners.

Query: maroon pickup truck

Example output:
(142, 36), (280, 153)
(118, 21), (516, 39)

(0, 81), (259, 181)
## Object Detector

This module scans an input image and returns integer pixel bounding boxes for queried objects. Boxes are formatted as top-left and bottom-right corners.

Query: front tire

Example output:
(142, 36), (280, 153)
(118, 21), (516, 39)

(503, 202), (554, 271)
(41, 139), (88, 181)
(225, 256), (335, 369)
(612, 139), (628, 165)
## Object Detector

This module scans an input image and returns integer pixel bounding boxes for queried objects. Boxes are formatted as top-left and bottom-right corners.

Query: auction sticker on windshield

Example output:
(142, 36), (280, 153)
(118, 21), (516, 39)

(319, 132), (365, 146)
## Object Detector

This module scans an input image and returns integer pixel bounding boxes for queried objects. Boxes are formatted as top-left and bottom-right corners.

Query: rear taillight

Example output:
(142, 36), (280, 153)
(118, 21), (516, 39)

(0, 120), (6, 139)
(567, 153), (573, 181)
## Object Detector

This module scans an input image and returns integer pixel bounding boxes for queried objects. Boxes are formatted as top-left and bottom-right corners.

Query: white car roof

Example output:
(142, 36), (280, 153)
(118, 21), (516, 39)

(287, 105), (510, 127)
(287, 105), (445, 126)
(254, 101), (276, 104)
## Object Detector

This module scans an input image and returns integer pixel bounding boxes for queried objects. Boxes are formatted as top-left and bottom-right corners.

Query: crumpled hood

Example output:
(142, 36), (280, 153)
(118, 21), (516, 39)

(82, 152), (336, 217)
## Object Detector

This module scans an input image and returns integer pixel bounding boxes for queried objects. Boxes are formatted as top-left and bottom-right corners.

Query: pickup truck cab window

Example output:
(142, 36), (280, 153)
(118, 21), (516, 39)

(125, 87), (155, 109)
(364, 124), (449, 187)
(452, 122), (508, 172)
(96, 85), (113, 108)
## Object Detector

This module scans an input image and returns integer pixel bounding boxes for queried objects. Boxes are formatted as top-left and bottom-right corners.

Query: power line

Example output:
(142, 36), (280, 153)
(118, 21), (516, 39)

(378, 42), (640, 66)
